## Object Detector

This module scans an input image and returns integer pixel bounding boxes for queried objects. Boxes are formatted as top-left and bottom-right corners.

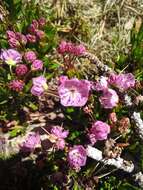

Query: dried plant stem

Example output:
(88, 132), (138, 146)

(83, 52), (113, 73)
(134, 172), (143, 188)
(86, 145), (134, 173)
(98, 168), (118, 179)
(132, 112), (143, 140)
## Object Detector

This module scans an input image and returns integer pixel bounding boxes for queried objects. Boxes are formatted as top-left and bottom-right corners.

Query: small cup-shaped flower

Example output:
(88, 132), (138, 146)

(0, 49), (22, 66)
(58, 76), (91, 107)
(20, 132), (40, 152)
(89, 121), (110, 145)
(32, 76), (47, 89)
(68, 145), (87, 171)
(108, 73), (135, 90)
(50, 126), (69, 150)
(31, 76), (48, 96)
(56, 138), (66, 150)
(32, 59), (43, 70)
(15, 64), (28, 76)
(51, 126), (69, 139)
(31, 85), (44, 96)
(94, 76), (108, 91)
(24, 51), (37, 63)
(99, 88), (119, 109)
(9, 80), (24, 92)
(26, 34), (36, 43)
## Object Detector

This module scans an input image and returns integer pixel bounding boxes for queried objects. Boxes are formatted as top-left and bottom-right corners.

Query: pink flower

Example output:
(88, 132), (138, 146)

(15, 33), (27, 46)
(31, 85), (44, 96)
(50, 126), (69, 150)
(0, 49), (22, 66)
(32, 76), (47, 88)
(56, 138), (66, 150)
(99, 88), (119, 109)
(58, 41), (74, 54)
(59, 75), (68, 84)
(9, 80), (24, 92)
(74, 44), (86, 56)
(31, 76), (47, 96)
(38, 17), (46, 28)
(94, 76), (108, 91)
(58, 41), (67, 54)
(109, 112), (117, 124)
(8, 38), (20, 48)
(26, 34), (36, 43)
(68, 145), (87, 171)
(58, 77), (91, 107)
(24, 51), (37, 62)
(108, 73), (135, 90)
(15, 64), (28, 76)
(66, 42), (75, 54)
(6, 30), (16, 39)
(31, 20), (39, 29)
(7, 31), (27, 47)
(20, 133), (40, 152)
(51, 126), (69, 139)
(89, 121), (110, 145)
(58, 41), (86, 56)
(32, 59), (43, 70)
(35, 30), (45, 39)
(28, 20), (39, 33)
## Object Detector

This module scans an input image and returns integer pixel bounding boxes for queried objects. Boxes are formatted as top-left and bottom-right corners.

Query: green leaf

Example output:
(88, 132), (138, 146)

(66, 107), (75, 113)
(69, 131), (80, 140)
(49, 63), (60, 69)
(73, 181), (83, 190)
(9, 127), (23, 138)
(0, 100), (8, 105)
(119, 183), (140, 190)
(28, 102), (38, 111)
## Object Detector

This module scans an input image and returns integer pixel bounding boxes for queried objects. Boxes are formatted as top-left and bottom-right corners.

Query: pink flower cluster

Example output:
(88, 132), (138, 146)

(50, 126), (69, 150)
(15, 64), (28, 76)
(0, 48), (45, 92)
(99, 88), (119, 109)
(24, 51), (43, 71)
(88, 121), (110, 145)
(7, 30), (27, 48)
(24, 51), (37, 62)
(9, 80), (24, 92)
(58, 76), (91, 107)
(68, 145), (87, 171)
(27, 18), (46, 41)
(58, 41), (86, 56)
(31, 76), (48, 96)
(94, 73), (135, 92)
(108, 73), (135, 90)
(20, 132), (40, 152)
(92, 73), (135, 109)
